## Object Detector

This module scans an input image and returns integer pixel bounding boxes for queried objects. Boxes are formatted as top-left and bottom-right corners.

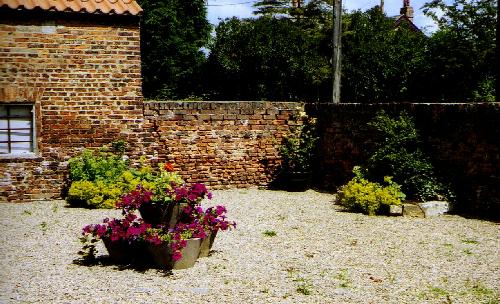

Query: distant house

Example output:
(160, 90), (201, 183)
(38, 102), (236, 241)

(394, 0), (421, 33)
(0, 0), (144, 201)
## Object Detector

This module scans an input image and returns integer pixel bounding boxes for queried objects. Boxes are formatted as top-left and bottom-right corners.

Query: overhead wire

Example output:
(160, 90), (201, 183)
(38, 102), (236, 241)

(206, 1), (254, 6)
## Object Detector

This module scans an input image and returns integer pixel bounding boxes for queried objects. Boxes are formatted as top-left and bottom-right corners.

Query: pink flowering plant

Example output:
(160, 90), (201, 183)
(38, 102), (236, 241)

(203, 205), (237, 232)
(115, 185), (153, 214)
(145, 221), (207, 261)
(180, 204), (236, 233)
(116, 182), (212, 212)
(78, 213), (151, 260)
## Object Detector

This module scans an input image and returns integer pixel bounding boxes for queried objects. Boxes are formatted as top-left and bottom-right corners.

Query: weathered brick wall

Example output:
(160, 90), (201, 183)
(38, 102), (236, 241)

(0, 12), (143, 202)
(307, 103), (500, 216)
(142, 101), (303, 188)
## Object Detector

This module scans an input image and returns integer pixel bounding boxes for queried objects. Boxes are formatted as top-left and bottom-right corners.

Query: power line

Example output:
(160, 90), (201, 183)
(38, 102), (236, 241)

(206, 1), (254, 6)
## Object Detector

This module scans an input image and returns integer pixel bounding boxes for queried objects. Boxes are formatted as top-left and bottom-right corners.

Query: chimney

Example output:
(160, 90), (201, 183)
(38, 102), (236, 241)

(292, 0), (301, 8)
(400, 0), (414, 21)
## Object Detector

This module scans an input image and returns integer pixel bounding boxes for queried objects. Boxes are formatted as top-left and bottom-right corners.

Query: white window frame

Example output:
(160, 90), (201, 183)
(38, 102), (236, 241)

(0, 104), (36, 156)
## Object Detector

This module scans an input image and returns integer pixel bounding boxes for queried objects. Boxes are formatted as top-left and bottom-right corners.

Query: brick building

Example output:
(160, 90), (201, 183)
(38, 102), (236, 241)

(0, 0), (144, 202)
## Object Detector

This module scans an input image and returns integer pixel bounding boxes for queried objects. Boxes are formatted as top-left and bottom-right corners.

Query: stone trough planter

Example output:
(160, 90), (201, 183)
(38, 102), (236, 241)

(147, 238), (202, 270)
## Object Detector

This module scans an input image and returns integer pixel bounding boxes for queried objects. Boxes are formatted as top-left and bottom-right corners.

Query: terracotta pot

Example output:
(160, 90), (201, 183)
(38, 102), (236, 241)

(147, 238), (202, 270)
(102, 238), (149, 264)
(139, 202), (187, 228)
(198, 230), (218, 258)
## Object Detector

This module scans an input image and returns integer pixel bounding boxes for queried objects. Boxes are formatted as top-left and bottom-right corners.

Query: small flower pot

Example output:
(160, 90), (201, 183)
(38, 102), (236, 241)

(285, 171), (312, 192)
(198, 230), (218, 258)
(102, 238), (149, 264)
(147, 238), (202, 270)
(139, 202), (187, 228)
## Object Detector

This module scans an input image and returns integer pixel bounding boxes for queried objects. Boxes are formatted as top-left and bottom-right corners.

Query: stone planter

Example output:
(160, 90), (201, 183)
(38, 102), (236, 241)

(198, 230), (218, 258)
(102, 238), (149, 264)
(147, 238), (202, 270)
(139, 202), (187, 228)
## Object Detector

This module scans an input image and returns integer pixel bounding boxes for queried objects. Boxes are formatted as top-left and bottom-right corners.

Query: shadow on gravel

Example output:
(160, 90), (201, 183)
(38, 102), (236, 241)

(72, 257), (173, 276)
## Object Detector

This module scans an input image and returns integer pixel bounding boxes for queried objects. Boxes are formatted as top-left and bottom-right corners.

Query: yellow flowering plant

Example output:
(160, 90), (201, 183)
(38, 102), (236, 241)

(338, 166), (406, 215)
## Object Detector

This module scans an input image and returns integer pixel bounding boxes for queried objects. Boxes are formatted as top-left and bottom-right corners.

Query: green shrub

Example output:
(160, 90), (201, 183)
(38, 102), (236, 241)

(280, 117), (318, 172)
(367, 110), (453, 201)
(66, 150), (184, 209)
(338, 167), (405, 215)
(68, 148), (129, 182)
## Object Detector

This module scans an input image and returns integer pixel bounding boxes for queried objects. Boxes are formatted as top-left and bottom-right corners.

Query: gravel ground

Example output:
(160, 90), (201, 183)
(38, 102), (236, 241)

(0, 189), (499, 304)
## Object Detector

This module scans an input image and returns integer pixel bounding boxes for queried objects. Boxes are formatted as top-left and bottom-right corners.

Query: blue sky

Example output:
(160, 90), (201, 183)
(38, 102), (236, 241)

(206, 0), (440, 33)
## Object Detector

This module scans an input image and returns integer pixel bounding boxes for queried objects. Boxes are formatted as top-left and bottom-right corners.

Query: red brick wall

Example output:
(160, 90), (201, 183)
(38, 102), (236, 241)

(142, 101), (302, 188)
(0, 12), (143, 202)
(307, 103), (500, 216)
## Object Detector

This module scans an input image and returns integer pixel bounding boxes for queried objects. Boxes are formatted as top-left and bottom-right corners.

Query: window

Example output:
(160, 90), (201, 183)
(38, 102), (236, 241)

(0, 104), (35, 155)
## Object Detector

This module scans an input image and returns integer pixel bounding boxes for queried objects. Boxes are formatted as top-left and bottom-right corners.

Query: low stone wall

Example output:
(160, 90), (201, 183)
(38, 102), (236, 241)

(142, 101), (302, 188)
(307, 103), (500, 216)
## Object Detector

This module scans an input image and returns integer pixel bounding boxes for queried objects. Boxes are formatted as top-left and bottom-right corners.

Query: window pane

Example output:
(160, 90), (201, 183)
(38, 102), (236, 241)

(10, 106), (31, 117)
(11, 142), (31, 153)
(0, 105), (35, 154)
(0, 143), (8, 154)
(11, 131), (30, 140)
(10, 118), (31, 129)
(0, 130), (7, 141)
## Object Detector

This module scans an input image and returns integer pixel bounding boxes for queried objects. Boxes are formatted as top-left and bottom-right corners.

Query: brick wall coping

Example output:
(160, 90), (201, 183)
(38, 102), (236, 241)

(144, 100), (303, 110)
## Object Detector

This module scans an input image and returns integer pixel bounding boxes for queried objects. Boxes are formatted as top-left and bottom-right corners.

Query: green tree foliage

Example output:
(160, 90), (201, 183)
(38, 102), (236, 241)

(253, 0), (290, 16)
(342, 8), (427, 102)
(366, 111), (453, 201)
(205, 16), (329, 101)
(205, 4), (427, 102)
(203, 0), (495, 102)
(423, 0), (497, 101)
(138, 0), (211, 99)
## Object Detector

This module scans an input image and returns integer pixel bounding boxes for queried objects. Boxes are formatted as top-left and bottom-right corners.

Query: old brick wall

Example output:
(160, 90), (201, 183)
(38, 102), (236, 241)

(0, 12), (143, 202)
(307, 103), (500, 216)
(142, 101), (303, 188)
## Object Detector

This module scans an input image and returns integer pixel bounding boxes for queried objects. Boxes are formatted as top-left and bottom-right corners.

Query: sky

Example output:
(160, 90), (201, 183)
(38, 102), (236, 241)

(206, 0), (440, 33)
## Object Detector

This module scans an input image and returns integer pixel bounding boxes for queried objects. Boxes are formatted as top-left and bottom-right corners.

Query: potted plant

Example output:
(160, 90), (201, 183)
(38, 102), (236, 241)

(78, 163), (236, 270)
(199, 205), (236, 257)
(115, 164), (212, 229)
(80, 213), (151, 264)
(279, 117), (318, 191)
(145, 221), (207, 269)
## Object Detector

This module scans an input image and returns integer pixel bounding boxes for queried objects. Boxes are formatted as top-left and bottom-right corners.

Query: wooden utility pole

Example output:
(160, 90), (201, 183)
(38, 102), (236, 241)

(332, 0), (342, 103)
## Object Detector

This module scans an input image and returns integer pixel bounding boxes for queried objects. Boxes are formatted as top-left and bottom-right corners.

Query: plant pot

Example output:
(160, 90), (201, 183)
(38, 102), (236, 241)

(102, 238), (149, 264)
(139, 202), (187, 228)
(284, 171), (312, 192)
(147, 238), (202, 270)
(198, 230), (218, 258)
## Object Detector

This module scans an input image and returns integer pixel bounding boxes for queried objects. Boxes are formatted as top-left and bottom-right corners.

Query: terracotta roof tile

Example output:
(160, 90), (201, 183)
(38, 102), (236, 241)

(0, 0), (143, 15)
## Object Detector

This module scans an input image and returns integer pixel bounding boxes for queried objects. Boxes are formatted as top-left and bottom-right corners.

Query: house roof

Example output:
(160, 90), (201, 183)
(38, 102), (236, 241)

(394, 15), (421, 33)
(0, 0), (142, 16)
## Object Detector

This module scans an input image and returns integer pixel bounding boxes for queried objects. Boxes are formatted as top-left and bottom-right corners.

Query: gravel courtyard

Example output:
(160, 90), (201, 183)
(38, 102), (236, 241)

(0, 189), (498, 304)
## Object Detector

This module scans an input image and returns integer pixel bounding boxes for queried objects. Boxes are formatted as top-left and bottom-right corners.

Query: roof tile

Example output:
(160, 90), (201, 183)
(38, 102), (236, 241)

(0, 0), (142, 15)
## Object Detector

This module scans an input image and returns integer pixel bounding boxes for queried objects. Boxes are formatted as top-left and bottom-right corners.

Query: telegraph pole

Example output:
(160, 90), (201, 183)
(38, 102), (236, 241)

(331, 0), (342, 103)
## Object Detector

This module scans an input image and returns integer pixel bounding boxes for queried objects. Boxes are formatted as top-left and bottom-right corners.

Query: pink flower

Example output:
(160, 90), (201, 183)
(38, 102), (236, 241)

(171, 251), (183, 261)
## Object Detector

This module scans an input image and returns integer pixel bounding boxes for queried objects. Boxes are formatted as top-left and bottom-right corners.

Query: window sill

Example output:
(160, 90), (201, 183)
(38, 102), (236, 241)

(0, 153), (41, 160)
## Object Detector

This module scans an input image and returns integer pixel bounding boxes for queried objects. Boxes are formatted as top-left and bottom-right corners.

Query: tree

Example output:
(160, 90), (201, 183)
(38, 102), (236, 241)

(138, 0), (211, 99)
(423, 0), (497, 101)
(205, 16), (329, 101)
(341, 8), (427, 102)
